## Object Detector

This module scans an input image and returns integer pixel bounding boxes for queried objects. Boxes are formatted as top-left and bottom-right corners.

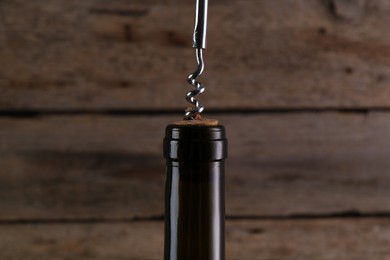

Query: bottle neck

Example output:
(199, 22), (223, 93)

(164, 160), (225, 260)
(164, 124), (227, 260)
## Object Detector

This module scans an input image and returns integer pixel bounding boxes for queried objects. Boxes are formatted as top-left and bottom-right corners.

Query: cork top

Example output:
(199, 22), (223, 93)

(174, 118), (218, 126)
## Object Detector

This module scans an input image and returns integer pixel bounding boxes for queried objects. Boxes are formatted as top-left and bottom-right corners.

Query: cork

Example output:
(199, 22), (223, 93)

(174, 114), (218, 126)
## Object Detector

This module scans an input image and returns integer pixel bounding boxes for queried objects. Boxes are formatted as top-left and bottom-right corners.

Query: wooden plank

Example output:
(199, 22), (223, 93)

(0, 219), (389, 259)
(1, 113), (390, 219)
(1, 0), (390, 110)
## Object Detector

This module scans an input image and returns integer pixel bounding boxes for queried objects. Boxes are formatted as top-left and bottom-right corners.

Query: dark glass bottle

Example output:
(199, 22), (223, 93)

(163, 124), (228, 260)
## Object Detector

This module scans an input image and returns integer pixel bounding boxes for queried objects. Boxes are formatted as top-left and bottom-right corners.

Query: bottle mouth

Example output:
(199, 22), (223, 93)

(164, 124), (228, 162)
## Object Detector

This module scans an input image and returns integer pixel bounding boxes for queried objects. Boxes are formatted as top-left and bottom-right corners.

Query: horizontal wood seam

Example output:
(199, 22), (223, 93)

(1, 211), (390, 225)
(1, 108), (389, 118)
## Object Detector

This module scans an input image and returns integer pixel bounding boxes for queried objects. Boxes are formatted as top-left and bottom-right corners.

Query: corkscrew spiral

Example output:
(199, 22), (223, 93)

(185, 48), (205, 120)
(184, 0), (208, 120)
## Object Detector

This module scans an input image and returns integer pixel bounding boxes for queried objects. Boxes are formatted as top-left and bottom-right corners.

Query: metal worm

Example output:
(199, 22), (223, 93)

(184, 0), (208, 120)
(185, 48), (205, 120)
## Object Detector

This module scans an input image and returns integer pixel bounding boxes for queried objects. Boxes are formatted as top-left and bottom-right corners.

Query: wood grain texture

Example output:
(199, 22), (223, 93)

(1, 113), (390, 219)
(1, 0), (389, 258)
(1, 0), (390, 110)
(0, 219), (389, 259)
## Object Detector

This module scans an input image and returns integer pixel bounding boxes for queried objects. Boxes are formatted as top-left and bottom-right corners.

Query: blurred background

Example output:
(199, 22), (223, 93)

(1, 0), (390, 259)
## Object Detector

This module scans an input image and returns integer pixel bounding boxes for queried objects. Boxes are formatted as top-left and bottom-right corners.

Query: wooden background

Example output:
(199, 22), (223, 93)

(1, 0), (390, 259)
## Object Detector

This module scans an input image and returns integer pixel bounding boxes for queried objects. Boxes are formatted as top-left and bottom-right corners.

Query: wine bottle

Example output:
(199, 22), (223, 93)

(163, 123), (227, 260)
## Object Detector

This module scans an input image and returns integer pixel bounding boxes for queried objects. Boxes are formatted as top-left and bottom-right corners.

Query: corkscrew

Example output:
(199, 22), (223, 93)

(184, 0), (208, 120)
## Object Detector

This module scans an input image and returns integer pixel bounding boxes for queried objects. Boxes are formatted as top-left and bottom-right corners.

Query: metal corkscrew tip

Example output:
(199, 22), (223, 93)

(184, 0), (208, 120)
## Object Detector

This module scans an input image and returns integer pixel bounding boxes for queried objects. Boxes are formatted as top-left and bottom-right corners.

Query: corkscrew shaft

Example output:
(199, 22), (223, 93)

(193, 0), (208, 49)
(185, 0), (209, 120)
